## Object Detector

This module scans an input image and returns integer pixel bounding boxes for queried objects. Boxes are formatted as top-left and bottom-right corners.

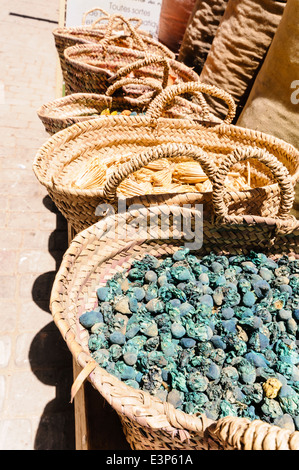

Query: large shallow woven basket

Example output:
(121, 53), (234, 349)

(33, 81), (299, 233)
(54, 11), (174, 88)
(50, 197), (299, 450)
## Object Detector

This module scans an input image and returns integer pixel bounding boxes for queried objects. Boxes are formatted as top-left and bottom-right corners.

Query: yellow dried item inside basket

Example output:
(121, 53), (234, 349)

(151, 168), (173, 187)
(172, 161), (208, 184)
(145, 158), (171, 171)
(117, 178), (152, 197)
(71, 156), (106, 189)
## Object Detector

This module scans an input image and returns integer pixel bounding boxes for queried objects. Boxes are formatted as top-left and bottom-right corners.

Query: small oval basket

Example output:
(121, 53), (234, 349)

(50, 196), (299, 450)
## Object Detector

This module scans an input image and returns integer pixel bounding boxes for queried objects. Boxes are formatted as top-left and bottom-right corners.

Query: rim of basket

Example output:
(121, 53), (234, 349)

(50, 216), (299, 446)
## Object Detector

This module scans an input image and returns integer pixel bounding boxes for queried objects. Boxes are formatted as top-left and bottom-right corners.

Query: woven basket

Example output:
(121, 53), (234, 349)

(54, 10), (174, 88)
(50, 199), (299, 450)
(33, 81), (299, 233)
(63, 38), (198, 95)
(37, 59), (221, 135)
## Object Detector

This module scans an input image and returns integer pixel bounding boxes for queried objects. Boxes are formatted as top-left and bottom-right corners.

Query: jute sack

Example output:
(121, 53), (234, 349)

(178, 0), (229, 74)
(237, 0), (299, 151)
(50, 201), (299, 450)
(198, 0), (286, 120)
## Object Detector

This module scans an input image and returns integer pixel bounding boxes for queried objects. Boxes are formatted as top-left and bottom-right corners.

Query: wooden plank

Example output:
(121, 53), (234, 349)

(72, 358), (89, 450)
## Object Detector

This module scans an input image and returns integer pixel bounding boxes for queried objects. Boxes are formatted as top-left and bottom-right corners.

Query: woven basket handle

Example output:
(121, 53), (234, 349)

(108, 55), (171, 90)
(99, 14), (147, 52)
(92, 15), (143, 30)
(106, 77), (163, 101)
(82, 8), (109, 25)
(212, 147), (295, 221)
(146, 81), (236, 125)
(103, 142), (217, 202)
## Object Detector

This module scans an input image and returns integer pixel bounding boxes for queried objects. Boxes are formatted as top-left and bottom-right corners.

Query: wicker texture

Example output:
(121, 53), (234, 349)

(50, 200), (299, 450)
(63, 40), (198, 95)
(37, 58), (222, 135)
(33, 81), (299, 233)
(54, 10), (174, 88)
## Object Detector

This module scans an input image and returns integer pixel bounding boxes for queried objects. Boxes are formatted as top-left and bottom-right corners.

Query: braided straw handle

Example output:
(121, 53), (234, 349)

(212, 147), (295, 221)
(82, 8), (109, 25)
(146, 81), (236, 125)
(103, 142), (217, 202)
(108, 55), (171, 90)
(92, 15), (143, 30)
(99, 14), (147, 52)
(106, 77), (163, 95)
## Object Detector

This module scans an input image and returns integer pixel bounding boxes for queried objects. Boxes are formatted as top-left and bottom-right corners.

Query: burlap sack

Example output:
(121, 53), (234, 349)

(237, 0), (299, 151)
(198, 0), (286, 120)
(178, 0), (228, 74)
(158, 0), (196, 53)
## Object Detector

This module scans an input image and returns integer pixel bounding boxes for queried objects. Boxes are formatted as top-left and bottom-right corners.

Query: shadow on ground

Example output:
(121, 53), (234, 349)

(30, 195), (75, 450)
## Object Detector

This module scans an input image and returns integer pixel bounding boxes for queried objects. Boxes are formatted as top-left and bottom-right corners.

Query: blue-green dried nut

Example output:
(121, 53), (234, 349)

(278, 385), (299, 415)
(261, 398), (284, 419)
(238, 278), (252, 293)
(171, 322), (186, 339)
(206, 362), (221, 381)
(96, 287), (110, 301)
(221, 307), (235, 319)
(100, 302), (114, 323)
(92, 349), (110, 367)
(88, 333), (108, 351)
(213, 287), (224, 306)
(171, 266), (193, 282)
(130, 286), (145, 301)
(186, 322), (213, 341)
(210, 348), (226, 365)
(242, 291), (256, 307)
(169, 298), (181, 308)
(278, 308), (292, 321)
(128, 268), (145, 280)
(241, 261), (258, 274)
(253, 280), (271, 298)
(179, 302), (195, 316)
(144, 284), (158, 302)
(109, 331), (126, 345)
(157, 274), (168, 286)
(259, 267), (274, 281)
(170, 370), (188, 393)
(237, 359), (256, 384)
(79, 310), (104, 329)
(125, 322), (140, 339)
(109, 344), (122, 362)
(245, 351), (269, 368)
(221, 366), (239, 385)
(198, 273), (209, 285)
(187, 371), (209, 392)
(219, 400), (238, 418)
(210, 335), (226, 350)
(124, 379), (140, 389)
(161, 340), (176, 357)
(180, 337), (196, 349)
(242, 383), (263, 403)
(294, 416), (299, 431)
(223, 290), (241, 307)
(123, 351), (138, 366)
(147, 351), (168, 368)
(248, 331), (270, 352)
(279, 284), (293, 295)
(144, 270), (157, 283)
(200, 294), (214, 307)
(173, 248), (189, 261)
(167, 389), (184, 408)
(286, 318), (297, 336)
(146, 298), (164, 314)
(156, 389), (168, 402)
(211, 261), (224, 274)
(128, 297), (138, 313)
(140, 320), (158, 337)
(274, 414), (295, 432)
(144, 336), (160, 351)
(221, 318), (238, 334)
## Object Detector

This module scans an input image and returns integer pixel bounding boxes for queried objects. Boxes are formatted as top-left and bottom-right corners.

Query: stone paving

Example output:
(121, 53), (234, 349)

(0, 0), (75, 450)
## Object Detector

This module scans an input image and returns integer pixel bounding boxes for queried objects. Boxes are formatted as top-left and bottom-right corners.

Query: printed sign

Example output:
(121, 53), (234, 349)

(65, 0), (163, 38)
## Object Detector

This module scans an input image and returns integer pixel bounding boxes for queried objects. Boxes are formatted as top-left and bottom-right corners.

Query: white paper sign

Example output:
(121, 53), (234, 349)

(65, 0), (162, 38)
